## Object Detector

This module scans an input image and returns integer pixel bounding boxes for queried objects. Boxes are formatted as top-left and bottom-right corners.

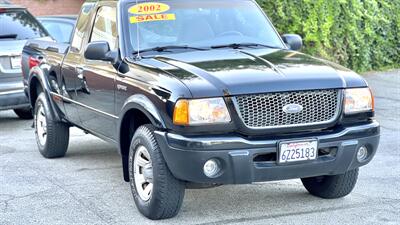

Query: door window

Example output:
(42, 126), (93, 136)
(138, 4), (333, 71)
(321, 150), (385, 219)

(90, 6), (117, 50)
(71, 4), (94, 51)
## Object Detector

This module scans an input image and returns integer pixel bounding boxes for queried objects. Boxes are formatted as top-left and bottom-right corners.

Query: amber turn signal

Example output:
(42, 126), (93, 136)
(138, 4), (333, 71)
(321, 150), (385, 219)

(173, 99), (189, 125)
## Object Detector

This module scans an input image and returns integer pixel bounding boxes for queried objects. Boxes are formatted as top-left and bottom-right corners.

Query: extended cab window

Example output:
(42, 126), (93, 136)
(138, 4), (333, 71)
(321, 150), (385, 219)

(0, 9), (48, 40)
(90, 6), (117, 50)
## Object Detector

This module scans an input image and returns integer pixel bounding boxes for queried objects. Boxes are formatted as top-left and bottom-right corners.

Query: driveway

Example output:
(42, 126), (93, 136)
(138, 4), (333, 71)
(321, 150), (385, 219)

(0, 70), (399, 225)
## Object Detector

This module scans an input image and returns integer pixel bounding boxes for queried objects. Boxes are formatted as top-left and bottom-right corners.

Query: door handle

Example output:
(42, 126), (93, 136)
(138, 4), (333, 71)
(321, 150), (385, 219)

(75, 67), (90, 94)
(76, 67), (84, 80)
(76, 66), (84, 74)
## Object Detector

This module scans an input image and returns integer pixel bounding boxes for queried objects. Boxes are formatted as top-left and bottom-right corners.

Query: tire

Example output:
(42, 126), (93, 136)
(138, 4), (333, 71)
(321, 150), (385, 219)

(34, 92), (69, 158)
(14, 107), (33, 119)
(301, 168), (359, 199)
(129, 125), (185, 220)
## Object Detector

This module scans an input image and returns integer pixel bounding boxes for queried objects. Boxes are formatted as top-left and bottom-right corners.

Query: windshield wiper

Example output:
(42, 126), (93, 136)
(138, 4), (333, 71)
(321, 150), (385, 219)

(133, 45), (208, 55)
(211, 43), (281, 50)
(0, 34), (18, 39)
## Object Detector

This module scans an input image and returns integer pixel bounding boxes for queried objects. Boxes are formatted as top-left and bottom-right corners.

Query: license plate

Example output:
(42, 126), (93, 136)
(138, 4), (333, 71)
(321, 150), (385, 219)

(10, 56), (21, 69)
(278, 139), (318, 164)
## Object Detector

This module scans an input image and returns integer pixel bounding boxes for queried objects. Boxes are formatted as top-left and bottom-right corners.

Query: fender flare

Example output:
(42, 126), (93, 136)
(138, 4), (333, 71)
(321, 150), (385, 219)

(117, 94), (167, 153)
(28, 64), (62, 121)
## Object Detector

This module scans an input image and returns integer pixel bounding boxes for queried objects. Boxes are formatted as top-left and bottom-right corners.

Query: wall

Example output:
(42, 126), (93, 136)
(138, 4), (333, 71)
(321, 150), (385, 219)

(9, 0), (84, 16)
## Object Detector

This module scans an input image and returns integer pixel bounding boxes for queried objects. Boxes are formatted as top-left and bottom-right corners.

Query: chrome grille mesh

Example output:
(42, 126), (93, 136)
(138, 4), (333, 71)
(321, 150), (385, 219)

(234, 89), (341, 128)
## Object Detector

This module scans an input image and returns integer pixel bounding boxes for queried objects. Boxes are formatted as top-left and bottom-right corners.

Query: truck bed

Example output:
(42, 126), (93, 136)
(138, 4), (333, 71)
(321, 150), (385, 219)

(21, 40), (69, 88)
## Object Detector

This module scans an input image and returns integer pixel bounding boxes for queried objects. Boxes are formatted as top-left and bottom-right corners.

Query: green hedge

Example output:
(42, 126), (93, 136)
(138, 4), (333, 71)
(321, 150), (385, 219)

(257, 0), (400, 72)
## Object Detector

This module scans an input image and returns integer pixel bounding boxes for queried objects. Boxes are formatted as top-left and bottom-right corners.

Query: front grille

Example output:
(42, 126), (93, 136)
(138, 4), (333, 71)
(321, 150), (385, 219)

(234, 89), (341, 129)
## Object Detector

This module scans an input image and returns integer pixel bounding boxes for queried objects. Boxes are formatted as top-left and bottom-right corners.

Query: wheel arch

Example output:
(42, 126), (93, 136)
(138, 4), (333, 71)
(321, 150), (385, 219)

(118, 94), (167, 181)
(118, 94), (166, 155)
(28, 65), (61, 121)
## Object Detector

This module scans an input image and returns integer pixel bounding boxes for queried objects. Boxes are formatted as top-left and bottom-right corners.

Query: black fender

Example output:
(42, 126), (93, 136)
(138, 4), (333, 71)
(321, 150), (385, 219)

(28, 64), (62, 122)
(117, 94), (166, 153)
(118, 94), (167, 182)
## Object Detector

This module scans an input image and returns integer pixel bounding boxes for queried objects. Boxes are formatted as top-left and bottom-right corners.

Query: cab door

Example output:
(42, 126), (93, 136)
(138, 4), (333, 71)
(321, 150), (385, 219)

(74, 5), (118, 140)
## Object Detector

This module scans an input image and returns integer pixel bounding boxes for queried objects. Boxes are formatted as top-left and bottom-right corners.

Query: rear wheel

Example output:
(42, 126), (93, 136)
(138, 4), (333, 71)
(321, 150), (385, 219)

(129, 125), (185, 220)
(34, 93), (69, 158)
(301, 168), (359, 199)
(14, 107), (33, 119)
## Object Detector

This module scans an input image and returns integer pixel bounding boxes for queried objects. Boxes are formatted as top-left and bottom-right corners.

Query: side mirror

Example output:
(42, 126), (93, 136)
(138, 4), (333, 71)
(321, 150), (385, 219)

(84, 41), (115, 62)
(282, 34), (303, 51)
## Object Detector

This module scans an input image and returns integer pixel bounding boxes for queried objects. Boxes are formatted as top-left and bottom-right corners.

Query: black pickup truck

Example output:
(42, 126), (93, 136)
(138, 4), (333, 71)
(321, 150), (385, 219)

(22, 0), (380, 220)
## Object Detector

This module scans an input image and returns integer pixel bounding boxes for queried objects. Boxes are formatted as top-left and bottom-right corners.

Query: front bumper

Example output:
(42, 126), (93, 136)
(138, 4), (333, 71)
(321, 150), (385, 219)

(0, 89), (30, 110)
(154, 121), (380, 184)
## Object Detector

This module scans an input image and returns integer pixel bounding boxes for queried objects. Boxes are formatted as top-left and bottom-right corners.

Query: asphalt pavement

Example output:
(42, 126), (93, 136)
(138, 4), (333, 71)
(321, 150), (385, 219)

(0, 70), (399, 225)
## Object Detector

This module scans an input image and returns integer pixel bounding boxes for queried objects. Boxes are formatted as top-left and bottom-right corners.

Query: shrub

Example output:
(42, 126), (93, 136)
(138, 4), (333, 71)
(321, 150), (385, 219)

(257, 0), (400, 72)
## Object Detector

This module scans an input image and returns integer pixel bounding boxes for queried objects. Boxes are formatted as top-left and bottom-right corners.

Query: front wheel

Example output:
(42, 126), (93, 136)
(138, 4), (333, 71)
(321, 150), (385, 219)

(34, 93), (69, 158)
(301, 168), (359, 199)
(129, 125), (185, 220)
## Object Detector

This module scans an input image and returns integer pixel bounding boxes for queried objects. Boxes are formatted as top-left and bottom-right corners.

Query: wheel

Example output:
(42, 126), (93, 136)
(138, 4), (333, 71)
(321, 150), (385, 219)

(14, 107), (33, 119)
(301, 168), (359, 199)
(34, 92), (69, 158)
(129, 125), (185, 220)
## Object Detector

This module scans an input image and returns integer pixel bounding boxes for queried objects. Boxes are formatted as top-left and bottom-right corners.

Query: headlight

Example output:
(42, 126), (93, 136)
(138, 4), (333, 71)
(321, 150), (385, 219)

(173, 98), (231, 125)
(344, 88), (374, 114)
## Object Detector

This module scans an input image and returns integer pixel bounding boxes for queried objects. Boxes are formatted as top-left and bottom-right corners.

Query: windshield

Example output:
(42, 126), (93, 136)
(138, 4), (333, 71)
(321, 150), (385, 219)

(0, 9), (48, 40)
(124, 0), (285, 55)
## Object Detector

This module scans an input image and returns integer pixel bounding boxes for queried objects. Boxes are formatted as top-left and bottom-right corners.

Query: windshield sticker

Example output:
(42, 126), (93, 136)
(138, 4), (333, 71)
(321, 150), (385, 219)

(129, 2), (170, 15)
(130, 13), (176, 24)
(128, 2), (175, 24)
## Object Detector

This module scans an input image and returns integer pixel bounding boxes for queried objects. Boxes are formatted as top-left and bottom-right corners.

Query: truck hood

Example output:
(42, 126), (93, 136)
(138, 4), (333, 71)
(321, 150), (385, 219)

(143, 48), (367, 97)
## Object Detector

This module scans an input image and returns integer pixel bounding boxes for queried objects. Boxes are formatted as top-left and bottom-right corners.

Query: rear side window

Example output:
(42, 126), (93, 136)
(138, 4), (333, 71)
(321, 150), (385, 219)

(0, 9), (48, 40)
(41, 21), (74, 43)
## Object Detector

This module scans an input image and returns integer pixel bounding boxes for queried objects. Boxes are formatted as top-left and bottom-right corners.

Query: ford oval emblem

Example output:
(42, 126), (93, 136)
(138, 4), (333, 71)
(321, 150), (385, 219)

(283, 104), (303, 114)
